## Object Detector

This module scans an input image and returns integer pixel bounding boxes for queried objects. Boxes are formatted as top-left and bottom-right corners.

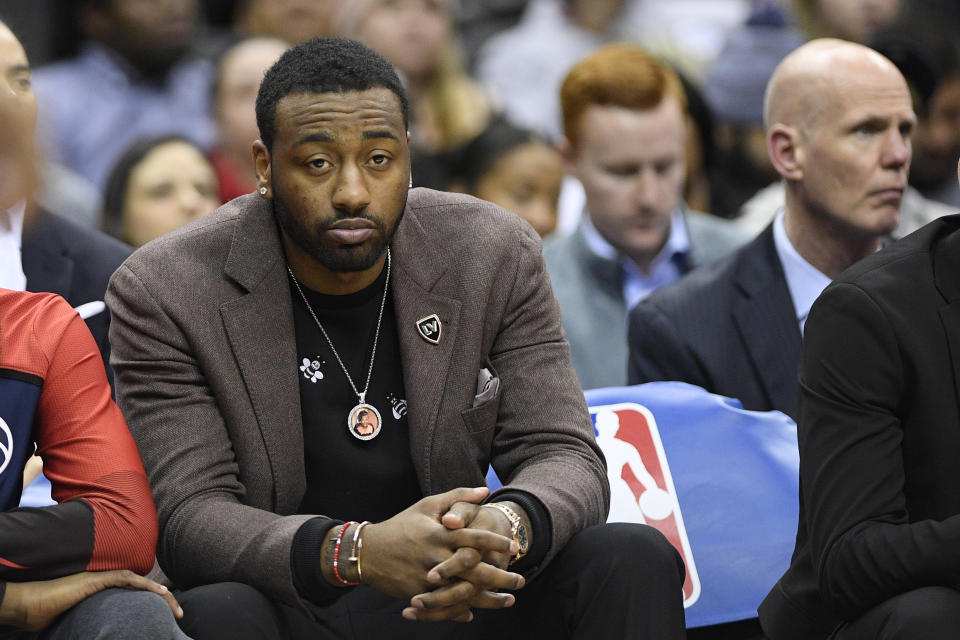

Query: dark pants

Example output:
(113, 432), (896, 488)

(0, 588), (189, 640)
(831, 587), (960, 639)
(177, 523), (687, 639)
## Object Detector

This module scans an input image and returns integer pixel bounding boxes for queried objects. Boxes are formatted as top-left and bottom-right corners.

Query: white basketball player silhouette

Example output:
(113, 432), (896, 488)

(594, 410), (674, 523)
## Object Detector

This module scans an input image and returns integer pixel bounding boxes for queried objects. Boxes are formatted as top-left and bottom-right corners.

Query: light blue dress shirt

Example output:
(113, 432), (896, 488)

(772, 210), (831, 334)
(580, 210), (691, 312)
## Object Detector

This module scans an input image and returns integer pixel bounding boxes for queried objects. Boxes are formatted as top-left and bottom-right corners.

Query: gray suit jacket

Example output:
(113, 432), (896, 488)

(106, 189), (608, 610)
(543, 209), (751, 390)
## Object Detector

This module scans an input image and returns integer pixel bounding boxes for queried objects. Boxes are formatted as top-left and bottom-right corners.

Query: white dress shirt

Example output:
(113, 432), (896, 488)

(0, 201), (27, 291)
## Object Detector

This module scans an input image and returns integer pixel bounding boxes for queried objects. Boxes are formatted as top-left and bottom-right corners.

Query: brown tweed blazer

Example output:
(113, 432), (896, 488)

(106, 188), (608, 609)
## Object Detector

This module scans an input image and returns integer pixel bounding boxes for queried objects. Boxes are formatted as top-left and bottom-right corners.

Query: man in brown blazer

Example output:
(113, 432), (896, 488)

(106, 38), (686, 639)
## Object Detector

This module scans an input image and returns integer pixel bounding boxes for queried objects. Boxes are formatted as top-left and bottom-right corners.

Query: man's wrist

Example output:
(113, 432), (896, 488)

(483, 501), (531, 564)
(291, 517), (344, 603)
(487, 490), (552, 573)
(322, 521), (366, 587)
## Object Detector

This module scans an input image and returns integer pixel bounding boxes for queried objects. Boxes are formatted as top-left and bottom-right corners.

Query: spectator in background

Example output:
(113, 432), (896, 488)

(629, 38), (915, 423)
(899, 20), (960, 208)
(737, 29), (955, 237)
(449, 118), (562, 237)
(209, 36), (289, 203)
(0, 18), (129, 385)
(32, 0), (215, 191)
(333, 0), (492, 190)
(476, 0), (632, 141)
(911, 75), (960, 207)
(701, 2), (804, 219)
(543, 43), (749, 391)
(102, 135), (221, 248)
(234, 0), (340, 44)
(790, 0), (902, 43)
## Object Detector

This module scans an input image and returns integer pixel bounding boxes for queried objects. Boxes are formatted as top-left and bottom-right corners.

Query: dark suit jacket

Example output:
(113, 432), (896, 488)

(22, 209), (131, 382)
(627, 225), (802, 420)
(106, 189), (608, 610)
(759, 215), (960, 638)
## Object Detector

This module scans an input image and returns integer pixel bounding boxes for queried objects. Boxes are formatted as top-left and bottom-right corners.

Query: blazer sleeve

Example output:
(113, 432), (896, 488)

(0, 295), (156, 581)
(799, 282), (960, 618)
(627, 299), (710, 388)
(106, 264), (316, 608)
(486, 226), (609, 573)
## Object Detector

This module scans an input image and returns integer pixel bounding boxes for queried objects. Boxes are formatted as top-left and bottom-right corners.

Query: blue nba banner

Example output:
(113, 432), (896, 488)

(486, 381), (799, 628)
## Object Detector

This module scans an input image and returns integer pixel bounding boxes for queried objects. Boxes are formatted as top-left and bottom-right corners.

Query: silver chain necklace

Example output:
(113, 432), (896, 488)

(287, 249), (391, 441)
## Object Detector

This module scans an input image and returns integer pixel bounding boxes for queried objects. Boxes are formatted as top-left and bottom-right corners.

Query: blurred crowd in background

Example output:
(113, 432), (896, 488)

(2, 0), (959, 246)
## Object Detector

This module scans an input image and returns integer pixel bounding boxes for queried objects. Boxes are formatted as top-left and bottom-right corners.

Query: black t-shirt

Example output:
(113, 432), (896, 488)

(290, 266), (422, 523)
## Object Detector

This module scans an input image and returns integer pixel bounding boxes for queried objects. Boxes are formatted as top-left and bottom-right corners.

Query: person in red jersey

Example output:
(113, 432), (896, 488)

(0, 289), (187, 639)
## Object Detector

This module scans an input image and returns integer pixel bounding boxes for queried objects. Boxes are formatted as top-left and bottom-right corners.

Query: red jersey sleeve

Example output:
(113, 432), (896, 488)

(0, 292), (157, 579)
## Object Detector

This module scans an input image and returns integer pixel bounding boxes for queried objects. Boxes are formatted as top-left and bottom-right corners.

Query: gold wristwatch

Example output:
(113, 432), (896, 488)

(484, 502), (529, 564)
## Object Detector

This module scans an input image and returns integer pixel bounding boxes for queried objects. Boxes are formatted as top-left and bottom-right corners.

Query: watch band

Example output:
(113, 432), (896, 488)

(484, 502), (529, 564)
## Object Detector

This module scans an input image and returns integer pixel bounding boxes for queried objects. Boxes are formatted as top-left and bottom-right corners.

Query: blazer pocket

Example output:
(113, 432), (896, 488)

(460, 387), (501, 434)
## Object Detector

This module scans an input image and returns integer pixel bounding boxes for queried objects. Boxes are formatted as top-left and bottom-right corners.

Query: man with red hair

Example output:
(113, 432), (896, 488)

(544, 43), (748, 391)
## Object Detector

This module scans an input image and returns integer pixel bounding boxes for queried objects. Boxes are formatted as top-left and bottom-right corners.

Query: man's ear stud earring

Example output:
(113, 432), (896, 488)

(259, 187), (268, 196)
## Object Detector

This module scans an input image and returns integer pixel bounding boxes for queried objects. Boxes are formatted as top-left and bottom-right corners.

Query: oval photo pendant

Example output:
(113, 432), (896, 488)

(347, 403), (382, 441)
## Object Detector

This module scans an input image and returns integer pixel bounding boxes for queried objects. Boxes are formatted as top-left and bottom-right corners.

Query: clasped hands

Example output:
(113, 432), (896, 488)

(360, 486), (527, 623)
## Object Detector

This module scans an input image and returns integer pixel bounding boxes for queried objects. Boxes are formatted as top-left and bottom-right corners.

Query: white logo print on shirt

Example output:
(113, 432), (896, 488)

(300, 357), (325, 383)
(388, 393), (408, 420)
(0, 416), (13, 475)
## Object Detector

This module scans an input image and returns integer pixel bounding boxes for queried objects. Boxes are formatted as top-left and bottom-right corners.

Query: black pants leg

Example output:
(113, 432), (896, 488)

(176, 523), (686, 640)
(833, 586), (960, 639)
(488, 522), (687, 639)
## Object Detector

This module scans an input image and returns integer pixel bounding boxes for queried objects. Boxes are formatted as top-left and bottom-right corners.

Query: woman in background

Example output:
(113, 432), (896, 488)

(333, 0), (493, 190)
(450, 118), (563, 238)
(102, 135), (221, 247)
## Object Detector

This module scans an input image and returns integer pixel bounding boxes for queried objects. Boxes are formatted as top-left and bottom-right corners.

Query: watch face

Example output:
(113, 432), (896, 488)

(517, 525), (529, 553)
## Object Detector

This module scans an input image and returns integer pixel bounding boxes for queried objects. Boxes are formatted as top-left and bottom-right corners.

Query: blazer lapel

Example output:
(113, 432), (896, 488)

(219, 196), (305, 513)
(732, 227), (803, 418)
(390, 205), (461, 492)
(934, 225), (960, 414)
(21, 211), (73, 298)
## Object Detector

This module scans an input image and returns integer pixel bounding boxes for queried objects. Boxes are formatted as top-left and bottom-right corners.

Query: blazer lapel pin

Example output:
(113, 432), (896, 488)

(416, 314), (442, 344)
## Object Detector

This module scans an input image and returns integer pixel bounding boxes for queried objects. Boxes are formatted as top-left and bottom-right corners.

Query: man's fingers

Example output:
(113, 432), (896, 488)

(459, 562), (525, 592)
(428, 552), (525, 593)
(423, 487), (489, 515)
(141, 583), (184, 620)
(414, 581), (518, 612)
(469, 589), (517, 610)
(100, 571), (184, 620)
(427, 547), (481, 584)
(441, 501), (482, 530)
(446, 527), (517, 556)
(402, 603), (474, 623)
(411, 579), (477, 610)
(403, 583), (476, 623)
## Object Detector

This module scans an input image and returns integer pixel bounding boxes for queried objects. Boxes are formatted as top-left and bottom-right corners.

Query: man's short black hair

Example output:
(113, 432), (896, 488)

(255, 37), (409, 150)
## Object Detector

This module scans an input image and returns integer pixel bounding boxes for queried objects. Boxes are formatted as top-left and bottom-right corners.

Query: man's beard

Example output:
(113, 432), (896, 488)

(272, 190), (407, 273)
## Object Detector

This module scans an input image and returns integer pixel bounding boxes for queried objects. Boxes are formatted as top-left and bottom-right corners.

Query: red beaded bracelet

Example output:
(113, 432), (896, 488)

(333, 521), (360, 586)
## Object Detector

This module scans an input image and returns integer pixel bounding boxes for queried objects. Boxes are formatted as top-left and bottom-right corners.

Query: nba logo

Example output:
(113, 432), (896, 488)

(591, 403), (701, 607)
